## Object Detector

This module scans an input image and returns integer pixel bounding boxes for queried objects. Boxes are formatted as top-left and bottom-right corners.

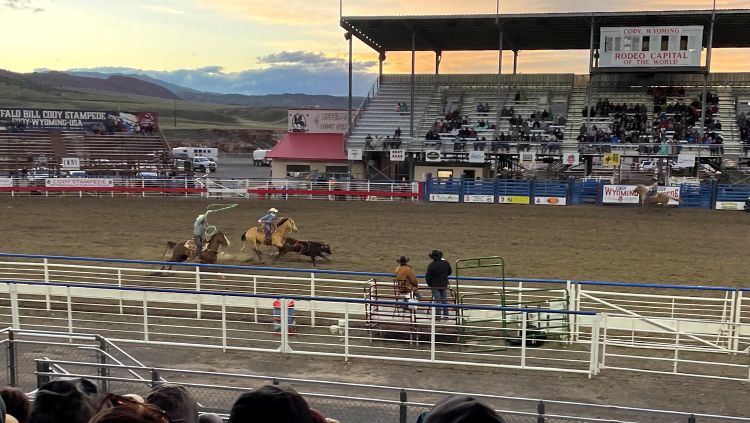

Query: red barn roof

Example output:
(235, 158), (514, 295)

(267, 133), (347, 161)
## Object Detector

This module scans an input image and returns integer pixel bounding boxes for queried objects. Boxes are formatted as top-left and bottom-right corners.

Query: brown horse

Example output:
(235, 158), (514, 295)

(160, 232), (230, 271)
(634, 185), (681, 208)
(240, 217), (298, 261)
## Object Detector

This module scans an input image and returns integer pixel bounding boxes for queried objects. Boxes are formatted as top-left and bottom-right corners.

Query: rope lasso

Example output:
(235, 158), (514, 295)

(203, 203), (238, 238)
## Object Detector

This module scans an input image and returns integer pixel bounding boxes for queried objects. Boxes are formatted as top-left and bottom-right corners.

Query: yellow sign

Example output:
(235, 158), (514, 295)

(498, 195), (530, 204)
(603, 153), (621, 167)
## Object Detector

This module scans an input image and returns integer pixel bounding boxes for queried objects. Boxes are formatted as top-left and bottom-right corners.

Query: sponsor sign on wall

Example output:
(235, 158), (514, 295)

(61, 157), (80, 170)
(599, 26), (703, 68)
(390, 149), (406, 162)
(0, 178), (12, 187)
(562, 153), (580, 166)
(676, 153), (696, 168)
(288, 109), (349, 133)
(468, 151), (485, 164)
(0, 108), (158, 132)
(498, 195), (530, 204)
(603, 185), (681, 205)
(715, 201), (745, 211)
(534, 196), (567, 206)
(45, 178), (114, 188)
(429, 193), (459, 202)
(603, 153), (621, 167)
(347, 148), (363, 161)
(425, 150), (442, 162)
(464, 195), (494, 203)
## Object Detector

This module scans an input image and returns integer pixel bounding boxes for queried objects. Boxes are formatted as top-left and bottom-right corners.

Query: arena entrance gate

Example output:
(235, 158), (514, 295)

(455, 256), (571, 352)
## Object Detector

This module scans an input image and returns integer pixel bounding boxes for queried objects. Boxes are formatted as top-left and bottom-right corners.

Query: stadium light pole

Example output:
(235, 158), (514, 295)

(699, 0), (717, 138)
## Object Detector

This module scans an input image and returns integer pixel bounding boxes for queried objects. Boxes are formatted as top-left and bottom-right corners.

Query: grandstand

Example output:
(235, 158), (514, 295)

(0, 110), (174, 177)
(341, 9), (750, 181)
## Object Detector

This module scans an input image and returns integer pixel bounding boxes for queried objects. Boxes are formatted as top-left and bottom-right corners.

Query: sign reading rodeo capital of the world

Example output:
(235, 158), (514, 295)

(599, 26), (703, 68)
(0, 108), (158, 132)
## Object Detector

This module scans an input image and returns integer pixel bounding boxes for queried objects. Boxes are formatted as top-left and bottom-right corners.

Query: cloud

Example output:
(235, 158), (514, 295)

(256, 50), (376, 72)
(56, 51), (378, 96)
(2, 0), (45, 12)
(137, 4), (185, 15)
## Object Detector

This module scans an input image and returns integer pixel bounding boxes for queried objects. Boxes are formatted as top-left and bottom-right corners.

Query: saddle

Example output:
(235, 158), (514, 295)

(184, 240), (209, 252)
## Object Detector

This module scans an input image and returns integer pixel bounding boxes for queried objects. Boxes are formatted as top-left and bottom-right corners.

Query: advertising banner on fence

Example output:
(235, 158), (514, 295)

(0, 178), (12, 187)
(599, 26), (703, 68)
(715, 201), (745, 211)
(464, 195), (494, 203)
(45, 178), (114, 188)
(429, 193), (459, 202)
(0, 108), (158, 132)
(603, 185), (681, 205)
(534, 196), (567, 206)
(288, 109), (349, 133)
(498, 195), (530, 204)
(61, 157), (80, 170)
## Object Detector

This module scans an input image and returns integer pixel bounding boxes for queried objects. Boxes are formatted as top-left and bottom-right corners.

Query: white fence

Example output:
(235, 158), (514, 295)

(0, 253), (749, 381)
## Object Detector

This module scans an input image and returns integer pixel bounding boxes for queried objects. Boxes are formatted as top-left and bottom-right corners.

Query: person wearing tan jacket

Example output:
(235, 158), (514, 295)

(395, 256), (420, 298)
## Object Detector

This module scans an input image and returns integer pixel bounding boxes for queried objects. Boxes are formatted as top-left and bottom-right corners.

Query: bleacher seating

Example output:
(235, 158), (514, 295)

(0, 128), (173, 176)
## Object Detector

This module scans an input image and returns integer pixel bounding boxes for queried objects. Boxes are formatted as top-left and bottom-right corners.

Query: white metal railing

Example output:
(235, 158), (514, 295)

(0, 280), (596, 376)
(1, 254), (750, 381)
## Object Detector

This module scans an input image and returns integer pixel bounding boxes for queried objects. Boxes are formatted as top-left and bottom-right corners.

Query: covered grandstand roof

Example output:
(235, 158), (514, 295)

(268, 133), (347, 161)
(341, 9), (750, 52)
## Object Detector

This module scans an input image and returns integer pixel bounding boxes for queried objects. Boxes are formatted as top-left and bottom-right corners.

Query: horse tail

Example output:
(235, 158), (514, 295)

(166, 241), (177, 249)
(240, 232), (246, 241)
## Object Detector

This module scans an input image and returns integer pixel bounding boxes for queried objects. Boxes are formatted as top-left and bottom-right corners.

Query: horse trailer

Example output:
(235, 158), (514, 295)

(172, 147), (219, 160)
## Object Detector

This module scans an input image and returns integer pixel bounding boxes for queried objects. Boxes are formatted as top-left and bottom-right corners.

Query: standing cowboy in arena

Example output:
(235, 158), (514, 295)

(258, 208), (279, 245)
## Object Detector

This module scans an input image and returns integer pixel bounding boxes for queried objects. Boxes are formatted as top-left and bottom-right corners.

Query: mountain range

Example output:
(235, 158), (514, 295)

(1, 70), (361, 109)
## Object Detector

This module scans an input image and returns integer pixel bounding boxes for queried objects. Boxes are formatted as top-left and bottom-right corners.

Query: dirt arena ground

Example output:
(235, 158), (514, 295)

(4, 197), (750, 418)
(4, 197), (750, 286)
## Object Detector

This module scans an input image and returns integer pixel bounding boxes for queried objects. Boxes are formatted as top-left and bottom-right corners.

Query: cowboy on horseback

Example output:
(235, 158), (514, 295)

(193, 212), (209, 261)
(647, 178), (659, 198)
(258, 208), (278, 245)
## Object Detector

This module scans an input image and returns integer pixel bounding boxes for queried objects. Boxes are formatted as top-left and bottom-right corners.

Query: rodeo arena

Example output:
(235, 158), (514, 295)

(4, 7), (750, 423)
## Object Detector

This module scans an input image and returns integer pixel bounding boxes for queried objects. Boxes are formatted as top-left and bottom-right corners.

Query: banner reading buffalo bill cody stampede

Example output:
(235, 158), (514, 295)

(0, 108), (159, 132)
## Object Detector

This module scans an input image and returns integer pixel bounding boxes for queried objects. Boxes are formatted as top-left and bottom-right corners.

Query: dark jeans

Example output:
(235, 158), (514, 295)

(431, 288), (449, 316)
(194, 235), (203, 258)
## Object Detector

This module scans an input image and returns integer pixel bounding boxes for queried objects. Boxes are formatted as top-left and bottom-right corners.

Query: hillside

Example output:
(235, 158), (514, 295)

(26, 71), (179, 99)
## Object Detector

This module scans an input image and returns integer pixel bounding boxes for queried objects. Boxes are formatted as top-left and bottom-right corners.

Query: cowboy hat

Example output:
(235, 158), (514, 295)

(268, 208), (279, 213)
(429, 250), (443, 260)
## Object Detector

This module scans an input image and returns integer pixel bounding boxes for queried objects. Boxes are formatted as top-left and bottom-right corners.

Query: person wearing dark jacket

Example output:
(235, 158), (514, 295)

(425, 250), (452, 317)
(424, 395), (506, 423)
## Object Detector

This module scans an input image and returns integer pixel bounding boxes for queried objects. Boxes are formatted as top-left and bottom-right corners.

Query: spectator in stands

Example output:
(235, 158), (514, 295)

(395, 256), (419, 298)
(0, 388), (29, 423)
(541, 109), (550, 120)
(90, 394), (169, 423)
(425, 250), (452, 318)
(395, 127), (402, 139)
(29, 378), (103, 423)
(229, 385), (315, 423)
(424, 395), (506, 423)
(145, 384), (198, 423)
(365, 134), (373, 148)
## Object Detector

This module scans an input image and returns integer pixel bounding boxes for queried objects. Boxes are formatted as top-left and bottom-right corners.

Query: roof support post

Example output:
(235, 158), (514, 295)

(700, 1), (716, 137)
(346, 31), (353, 135)
(410, 29), (416, 142)
(435, 50), (442, 84)
(513, 50), (518, 75)
(585, 18), (596, 127)
(378, 51), (386, 87)
(495, 28), (504, 138)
